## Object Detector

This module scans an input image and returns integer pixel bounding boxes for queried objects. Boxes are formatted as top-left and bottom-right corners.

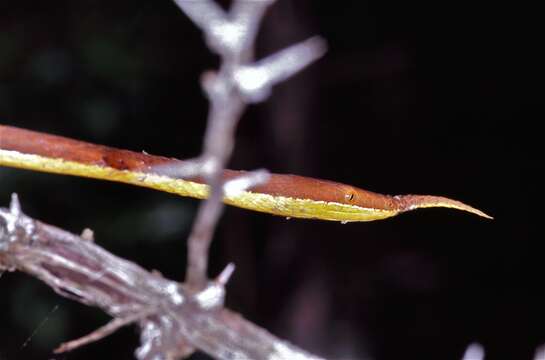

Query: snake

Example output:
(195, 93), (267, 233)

(0, 124), (491, 222)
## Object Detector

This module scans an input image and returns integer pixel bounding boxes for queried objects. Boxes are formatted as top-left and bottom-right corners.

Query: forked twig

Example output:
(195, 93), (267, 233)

(169, 0), (326, 288)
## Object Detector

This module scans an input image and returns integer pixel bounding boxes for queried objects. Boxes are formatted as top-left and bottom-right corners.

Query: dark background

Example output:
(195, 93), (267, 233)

(0, 1), (543, 359)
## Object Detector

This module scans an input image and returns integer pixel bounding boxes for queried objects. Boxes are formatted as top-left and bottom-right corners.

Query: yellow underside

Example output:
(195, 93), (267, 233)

(0, 149), (398, 222)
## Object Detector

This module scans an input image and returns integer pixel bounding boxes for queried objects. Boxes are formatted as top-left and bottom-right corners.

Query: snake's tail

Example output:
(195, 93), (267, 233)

(395, 194), (493, 219)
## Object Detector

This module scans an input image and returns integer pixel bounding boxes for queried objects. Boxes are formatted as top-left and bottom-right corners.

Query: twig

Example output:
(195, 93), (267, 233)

(54, 312), (150, 353)
(0, 195), (326, 359)
(169, 0), (326, 289)
(172, 0), (270, 289)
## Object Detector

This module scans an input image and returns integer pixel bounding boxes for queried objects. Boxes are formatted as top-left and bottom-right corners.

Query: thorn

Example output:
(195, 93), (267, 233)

(216, 263), (235, 286)
(80, 228), (94, 242)
(151, 269), (163, 277)
(9, 193), (21, 217)
(193, 266), (234, 309)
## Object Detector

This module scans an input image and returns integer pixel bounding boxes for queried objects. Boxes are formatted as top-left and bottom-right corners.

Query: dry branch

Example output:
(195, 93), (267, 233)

(0, 194), (326, 360)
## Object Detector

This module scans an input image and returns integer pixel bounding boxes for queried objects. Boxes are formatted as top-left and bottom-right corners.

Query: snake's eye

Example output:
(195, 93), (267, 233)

(345, 192), (355, 201)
